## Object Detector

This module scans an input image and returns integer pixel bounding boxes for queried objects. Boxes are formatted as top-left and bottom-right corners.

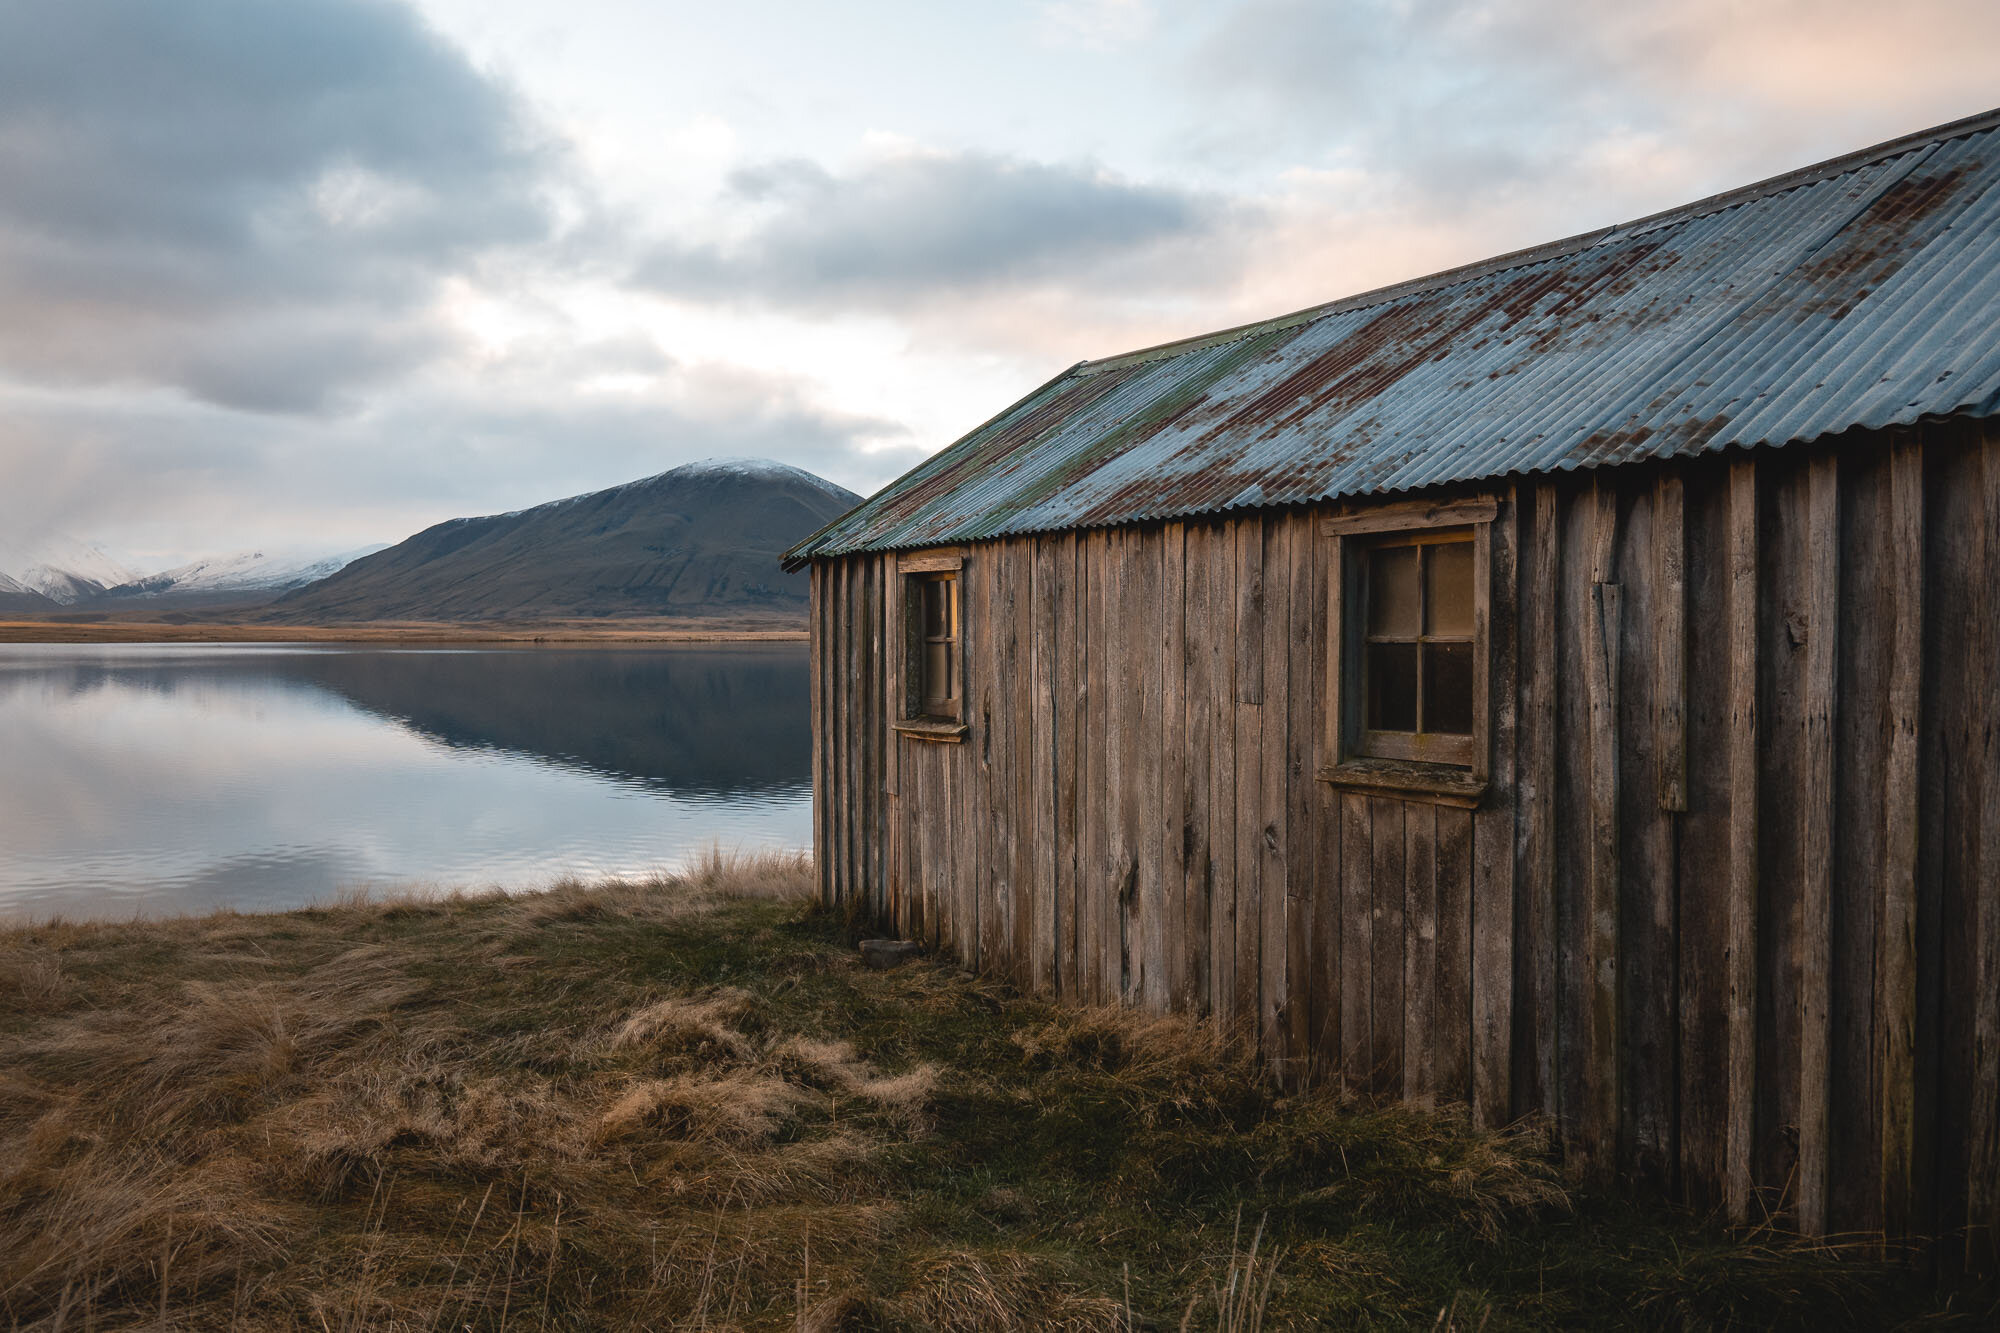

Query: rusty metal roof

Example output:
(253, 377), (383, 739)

(786, 107), (2000, 567)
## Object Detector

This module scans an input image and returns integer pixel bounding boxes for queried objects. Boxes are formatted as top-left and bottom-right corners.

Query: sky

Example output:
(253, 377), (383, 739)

(2, 0), (1996, 570)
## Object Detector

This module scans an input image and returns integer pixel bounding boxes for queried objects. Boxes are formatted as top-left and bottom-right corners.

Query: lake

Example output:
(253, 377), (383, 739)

(0, 642), (813, 921)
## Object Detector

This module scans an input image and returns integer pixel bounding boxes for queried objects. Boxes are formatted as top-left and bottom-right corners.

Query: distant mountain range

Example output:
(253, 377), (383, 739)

(1, 457), (858, 624)
(268, 458), (859, 623)
(0, 539), (385, 613)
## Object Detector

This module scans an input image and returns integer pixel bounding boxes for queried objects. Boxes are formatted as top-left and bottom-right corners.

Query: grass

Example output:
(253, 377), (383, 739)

(0, 851), (1988, 1330)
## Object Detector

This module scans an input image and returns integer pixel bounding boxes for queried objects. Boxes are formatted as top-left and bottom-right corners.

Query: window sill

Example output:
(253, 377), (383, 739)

(893, 718), (967, 743)
(1317, 758), (1487, 808)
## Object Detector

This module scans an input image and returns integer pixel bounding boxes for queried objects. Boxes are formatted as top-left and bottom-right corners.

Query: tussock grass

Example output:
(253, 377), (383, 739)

(0, 850), (1982, 1329)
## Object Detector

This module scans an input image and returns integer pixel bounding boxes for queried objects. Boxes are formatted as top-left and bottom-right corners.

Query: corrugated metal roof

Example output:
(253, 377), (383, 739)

(786, 107), (2000, 567)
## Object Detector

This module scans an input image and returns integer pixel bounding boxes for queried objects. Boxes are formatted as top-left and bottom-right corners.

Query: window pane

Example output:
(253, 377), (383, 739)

(925, 642), (951, 703)
(922, 579), (945, 637)
(1366, 641), (1418, 732)
(1426, 541), (1475, 637)
(945, 576), (957, 634)
(1367, 545), (1419, 637)
(1425, 642), (1474, 735)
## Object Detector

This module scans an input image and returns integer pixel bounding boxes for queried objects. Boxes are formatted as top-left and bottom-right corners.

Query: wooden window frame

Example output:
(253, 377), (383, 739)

(1319, 498), (1496, 807)
(892, 550), (968, 742)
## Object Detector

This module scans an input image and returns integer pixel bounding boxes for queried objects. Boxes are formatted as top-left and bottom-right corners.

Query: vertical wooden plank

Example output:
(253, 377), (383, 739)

(1726, 456), (1760, 1224)
(1012, 542), (1038, 990)
(1971, 427), (2000, 1272)
(810, 564), (829, 904)
(1797, 453), (1840, 1236)
(1285, 514), (1317, 1078)
(1518, 482), (1560, 1119)
(1310, 520), (1343, 1073)
(1435, 806), (1474, 1105)
(1261, 517), (1292, 1072)
(1584, 481), (1622, 1179)
(1160, 521), (1188, 1013)
(1085, 529), (1109, 1003)
(1032, 539), (1058, 993)
(1405, 804), (1438, 1107)
(1880, 436), (1922, 1242)
(1210, 526), (1239, 1026)
(885, 564), (906, 933)
(1655, 473), (1688, 812)
(1473, 488), (1520, 1128)
(1370, 797), (1407, 1097)
(1616, 487), (1675, 1188)
(1184, 523), (1215, 1016)
(1057, 533), (1082, 1000)
(844, 556), (860, 908)
(1234, 519), (1266, 1037)
(1678, 461), (1732, 1211)
(1129, 527), (1162, 1003)
(1829, 447), (1888, 1233)
(1340, 793), (1372, 1091)
(971, 542), (996, 976)
(1924, 426), (1984, 1271)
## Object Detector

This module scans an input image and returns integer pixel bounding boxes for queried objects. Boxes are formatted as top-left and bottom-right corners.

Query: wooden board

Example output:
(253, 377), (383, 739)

(1184, 522), (1216, 1016)
(1234, 519), (1265, 1035)
(1404, 803), (1439, 1106)
(1797, 454), (1839, 1234)
(1725, 458), (1760, 1223)
(1519, 482), (1560, 1116)
(1473, 487), (1520, 1127)
(1879, 438), (1922, 1241)
(1341, 793), (1372, 1090)
(1371, 796), (1407, 1096)
(1261, 516), (1292, 1071)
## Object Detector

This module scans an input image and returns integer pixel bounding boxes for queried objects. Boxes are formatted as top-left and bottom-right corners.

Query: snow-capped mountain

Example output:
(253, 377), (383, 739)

(0, 536), (142, 605)
(110, 545), (388, 598)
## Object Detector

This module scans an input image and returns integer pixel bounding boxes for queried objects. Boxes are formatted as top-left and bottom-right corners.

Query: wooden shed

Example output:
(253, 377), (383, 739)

(785, 109), (2000, 1259)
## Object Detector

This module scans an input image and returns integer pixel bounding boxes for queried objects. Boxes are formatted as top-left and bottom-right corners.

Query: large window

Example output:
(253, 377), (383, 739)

(1323, 500), (1494, 802)
(894, 551), (967, 740)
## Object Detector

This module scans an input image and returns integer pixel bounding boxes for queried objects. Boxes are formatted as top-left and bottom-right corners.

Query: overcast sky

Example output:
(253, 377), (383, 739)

(2, 0), (1996, 568)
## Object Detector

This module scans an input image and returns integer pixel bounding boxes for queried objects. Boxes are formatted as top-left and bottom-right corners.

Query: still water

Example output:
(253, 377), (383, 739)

(0, 643), (812, 920)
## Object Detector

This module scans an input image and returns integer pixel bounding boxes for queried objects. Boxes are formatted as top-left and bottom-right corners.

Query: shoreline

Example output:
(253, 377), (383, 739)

(0, 618), (807, 644)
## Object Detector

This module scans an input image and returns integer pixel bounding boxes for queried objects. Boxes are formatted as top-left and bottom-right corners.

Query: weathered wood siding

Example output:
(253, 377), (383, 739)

(811, 419), (2000, 1258)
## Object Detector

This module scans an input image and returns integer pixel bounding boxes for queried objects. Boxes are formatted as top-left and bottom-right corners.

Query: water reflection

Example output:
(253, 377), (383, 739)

(0, 643), (813, 920)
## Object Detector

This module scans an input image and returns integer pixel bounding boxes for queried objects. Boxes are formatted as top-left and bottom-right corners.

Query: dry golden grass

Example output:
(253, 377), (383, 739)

(0, 849), (1974, 1330)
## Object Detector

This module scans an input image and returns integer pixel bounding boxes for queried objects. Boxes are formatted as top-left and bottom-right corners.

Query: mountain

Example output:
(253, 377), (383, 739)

(269, 458), (860, 623)
(0, 536), (141, 605)
(106, 545), (388, 601)
(0, 571), (58, 614)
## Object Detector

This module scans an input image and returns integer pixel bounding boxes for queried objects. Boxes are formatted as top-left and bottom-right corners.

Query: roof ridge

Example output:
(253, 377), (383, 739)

(1076, 103), (2000, 377)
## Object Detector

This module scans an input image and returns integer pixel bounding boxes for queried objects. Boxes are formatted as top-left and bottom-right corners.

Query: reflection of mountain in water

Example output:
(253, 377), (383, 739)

(298, 647), (812, 795)
(13, 646), (811, 797)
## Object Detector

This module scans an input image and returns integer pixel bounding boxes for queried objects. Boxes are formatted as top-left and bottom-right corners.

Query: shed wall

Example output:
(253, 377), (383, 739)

(810, 418), (1999, 1260)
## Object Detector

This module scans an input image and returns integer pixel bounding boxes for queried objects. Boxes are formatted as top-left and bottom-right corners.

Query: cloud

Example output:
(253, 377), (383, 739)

(1189, 0), (2000, 213)
(636, 149), (1242, 311)
(0, 0), (567, 412)
(0, 356), (916, 568)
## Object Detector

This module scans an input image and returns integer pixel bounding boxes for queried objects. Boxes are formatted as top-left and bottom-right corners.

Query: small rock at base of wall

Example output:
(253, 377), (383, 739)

(859, 939), (923, 970)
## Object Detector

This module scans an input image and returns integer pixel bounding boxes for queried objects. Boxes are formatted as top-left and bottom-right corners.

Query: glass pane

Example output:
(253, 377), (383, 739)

(925, 642), (951, 704)
(922, 579), (946, 637)
(1425, 642), (1474, 735)
(945, 576), (957, 634)
(1367, 545), (1419, 637)
(1426, 541), (1475, 636)
(1366, 641), (1418, 732)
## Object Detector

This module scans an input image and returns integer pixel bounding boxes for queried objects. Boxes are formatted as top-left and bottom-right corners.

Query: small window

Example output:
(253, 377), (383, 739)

(1323, 501), (1493, 801)
(1360, 531), (1475, 756)
(895, 552), (966, 739)
(916, 572), (959, 719)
